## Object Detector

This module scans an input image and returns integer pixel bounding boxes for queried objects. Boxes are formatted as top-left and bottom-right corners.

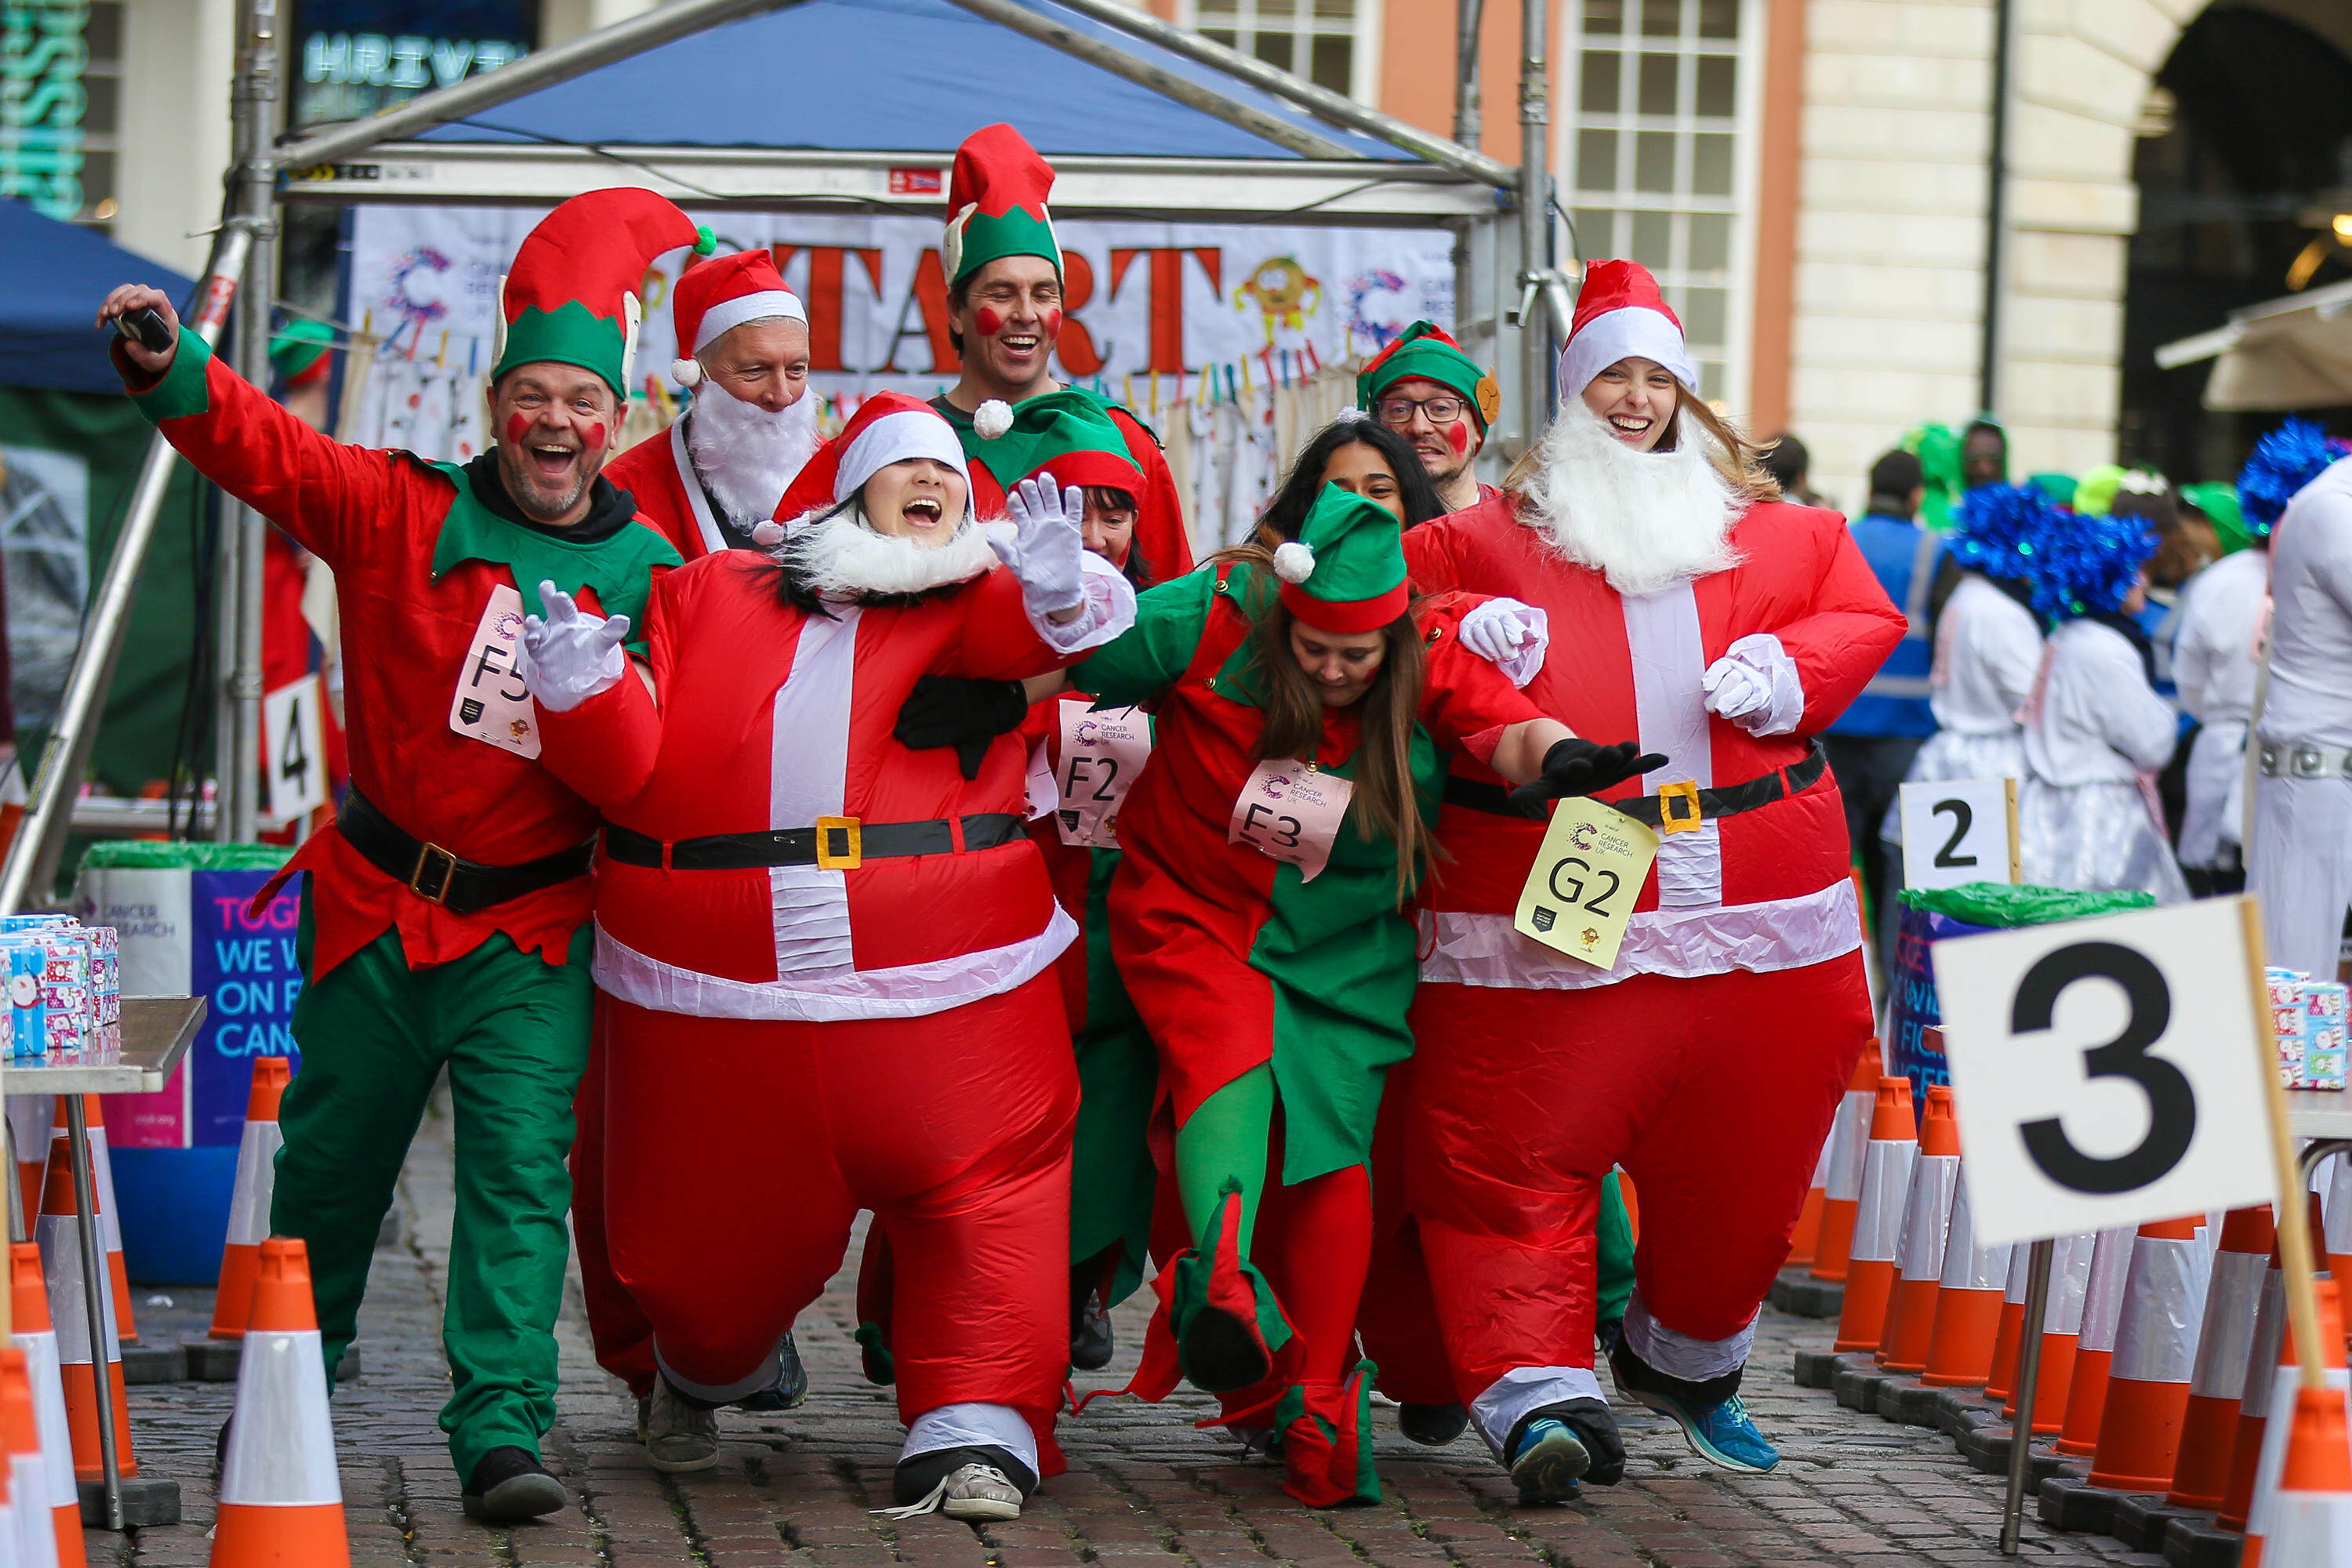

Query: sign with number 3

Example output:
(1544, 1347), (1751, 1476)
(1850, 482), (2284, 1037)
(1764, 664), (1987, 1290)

(1933, 896), (2278, 1248)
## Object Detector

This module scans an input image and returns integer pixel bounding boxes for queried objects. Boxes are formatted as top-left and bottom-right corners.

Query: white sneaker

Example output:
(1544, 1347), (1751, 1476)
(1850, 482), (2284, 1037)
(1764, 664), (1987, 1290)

(637, 1378), (719, 1472)
(939, 1462), (1023, 1521)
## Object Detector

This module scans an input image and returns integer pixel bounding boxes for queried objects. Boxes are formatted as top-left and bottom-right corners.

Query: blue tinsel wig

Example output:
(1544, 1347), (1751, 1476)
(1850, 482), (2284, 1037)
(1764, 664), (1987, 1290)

(2239, 417), (2348, 536)
(1948, 481), (2054, 583)
(2029, 506), (2158, 623)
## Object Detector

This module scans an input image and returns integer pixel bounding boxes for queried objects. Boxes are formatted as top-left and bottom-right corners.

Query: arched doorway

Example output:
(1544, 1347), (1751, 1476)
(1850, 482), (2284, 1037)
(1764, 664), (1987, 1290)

(2119, 2), (2352, 480)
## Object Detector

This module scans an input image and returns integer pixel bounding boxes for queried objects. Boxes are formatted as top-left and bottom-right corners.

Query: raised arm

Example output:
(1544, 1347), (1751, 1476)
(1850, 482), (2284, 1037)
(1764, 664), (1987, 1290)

(523, 581), (665, 807)
(1705, 514), (1907, 738)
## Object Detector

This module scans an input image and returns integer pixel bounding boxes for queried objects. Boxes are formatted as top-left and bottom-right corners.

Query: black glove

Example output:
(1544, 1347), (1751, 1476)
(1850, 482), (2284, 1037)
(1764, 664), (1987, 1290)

(1506, 738), (1668, 809)
(893, 676), (1029, 781)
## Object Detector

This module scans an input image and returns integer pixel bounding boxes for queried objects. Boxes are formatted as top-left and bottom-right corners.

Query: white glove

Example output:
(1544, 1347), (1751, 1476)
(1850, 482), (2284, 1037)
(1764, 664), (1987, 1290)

(1701, 633), (1804, 735)
(521, 579), (630, 713)
(989, 472), (1087, 615)
(1457, 597), (1549, 689)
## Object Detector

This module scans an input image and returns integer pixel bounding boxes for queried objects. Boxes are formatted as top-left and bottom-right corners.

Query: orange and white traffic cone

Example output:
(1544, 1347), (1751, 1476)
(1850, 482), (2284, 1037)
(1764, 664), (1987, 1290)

(207, 1059), (292, 1343)
(2244, 1385), (2352, 1567)
(2324, 1153), (2352, 1294)
(9, 1244), (82, 1566)
(2, 1346), (59, 1568)
(1785, 1133), (1828, 1270)
(210, 1238), (349, 1567)
(2084, 1216), (2212, 1493)
(2053, 1226), (2150, 1457)
(34, 1137), (135, 1482)
(2219, 1214), (2336, 1534)
(1809, 1044), (1884, 1285)
(7, 1098), (46, 1237)
(1920, 1185), (2010, 1390)
(1984, 1244), (2032, 1404)
(1877, 1085), (1960, 1374)
(1832, 1077), (1917, 1354)
(2169, 1205), (2275, 1512)
(2005, 1229), (2098, 1435)
(50, 1100), (134, 1345)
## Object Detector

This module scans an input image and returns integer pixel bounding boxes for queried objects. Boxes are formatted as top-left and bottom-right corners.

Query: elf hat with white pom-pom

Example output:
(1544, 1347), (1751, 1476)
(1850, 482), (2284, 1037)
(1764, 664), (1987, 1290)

(1276, 483), (1412, 634)
(770, 391), (975, 525)
(666, 248), (805, 387)
(963, 389), (1142, 515)
(493, 187), (712, 396)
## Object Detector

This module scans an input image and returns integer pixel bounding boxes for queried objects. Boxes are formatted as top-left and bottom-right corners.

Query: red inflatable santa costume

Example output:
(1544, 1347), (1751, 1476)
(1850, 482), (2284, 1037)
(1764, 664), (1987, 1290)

(522, 392), (1135, 1521)
(1385, 261), (1903, 1489)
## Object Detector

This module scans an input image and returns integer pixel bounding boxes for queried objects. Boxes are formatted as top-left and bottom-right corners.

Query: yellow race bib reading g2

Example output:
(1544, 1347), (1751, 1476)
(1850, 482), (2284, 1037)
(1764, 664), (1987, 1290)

(1512, 798), (1660, 969)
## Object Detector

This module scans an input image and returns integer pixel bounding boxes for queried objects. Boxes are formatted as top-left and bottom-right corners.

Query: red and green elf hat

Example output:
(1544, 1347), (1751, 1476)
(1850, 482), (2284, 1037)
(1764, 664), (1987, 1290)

(943, 124), (1061, 288)
(964, 389), (1143, 514)
(1356, 321), (1501, 433)
(492, 188), (715, 395)
(1269, 483), (1410, 634)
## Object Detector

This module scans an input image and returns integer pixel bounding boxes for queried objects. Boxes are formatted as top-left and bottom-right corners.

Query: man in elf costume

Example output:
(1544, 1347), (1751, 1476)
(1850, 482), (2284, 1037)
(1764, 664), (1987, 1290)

(929, 124), (1193, 582)
(1389, 261), (1901, 1493)
(98, 187), (699, 1523)
(604, 246), (818, 560)
(1358, 321), (1501, 515)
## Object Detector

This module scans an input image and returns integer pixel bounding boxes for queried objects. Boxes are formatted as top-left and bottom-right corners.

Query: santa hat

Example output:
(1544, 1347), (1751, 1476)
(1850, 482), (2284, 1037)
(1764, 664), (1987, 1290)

(943, 124), (1061, 288)
(964, 389), (1143, 514)
(1358, 321), (1501, 433)
(1555, 260), (1700, 405)
(771, 392), (975, 525)
(667, 248), (807, 388)
(492, 188), (713, 396)
(1270, 484), (1411, 635)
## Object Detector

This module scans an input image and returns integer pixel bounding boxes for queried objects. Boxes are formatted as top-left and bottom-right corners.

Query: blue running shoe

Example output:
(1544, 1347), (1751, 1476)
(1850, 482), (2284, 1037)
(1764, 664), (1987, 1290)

(1507, 1417), (1589, 1503)
(1627, 1389), (1778, 1472)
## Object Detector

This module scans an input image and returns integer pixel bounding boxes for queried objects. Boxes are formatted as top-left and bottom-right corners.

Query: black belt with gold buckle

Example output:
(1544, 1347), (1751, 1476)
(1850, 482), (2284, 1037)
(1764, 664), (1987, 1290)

(1442, 741), (1830, 833)
(602, 813), (1025, 871)
(337, 788), (594, 914)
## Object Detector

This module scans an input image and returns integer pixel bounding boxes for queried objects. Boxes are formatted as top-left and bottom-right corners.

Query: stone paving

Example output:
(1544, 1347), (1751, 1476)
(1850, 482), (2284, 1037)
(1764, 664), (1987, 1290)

(98, 1089), (2173, 1567)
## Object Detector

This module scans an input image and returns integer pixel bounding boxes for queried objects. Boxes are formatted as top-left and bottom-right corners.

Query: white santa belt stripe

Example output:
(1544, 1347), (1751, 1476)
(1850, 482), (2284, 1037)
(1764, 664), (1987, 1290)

(218, 1329), (342, 1505)
(1415, 878), (1861, 991)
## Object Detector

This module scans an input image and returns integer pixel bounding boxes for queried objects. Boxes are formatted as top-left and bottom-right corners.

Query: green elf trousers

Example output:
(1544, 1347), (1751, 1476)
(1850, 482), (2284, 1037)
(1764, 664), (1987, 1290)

(271, 898), (592, 1481)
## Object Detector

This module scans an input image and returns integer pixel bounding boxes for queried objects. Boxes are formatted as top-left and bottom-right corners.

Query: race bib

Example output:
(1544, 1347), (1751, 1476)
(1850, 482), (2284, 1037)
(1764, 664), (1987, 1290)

(448, 583), (542, 758)
(1057, 699), (1152, 848)
(1512, 797), (1660, 969)
(1228, 759), (1352, 883)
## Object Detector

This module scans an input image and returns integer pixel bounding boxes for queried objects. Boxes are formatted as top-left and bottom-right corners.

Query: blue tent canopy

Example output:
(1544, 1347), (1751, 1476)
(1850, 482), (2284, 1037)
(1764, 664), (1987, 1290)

(416, 0), (1418, 162)
(2, 198), (198, 396)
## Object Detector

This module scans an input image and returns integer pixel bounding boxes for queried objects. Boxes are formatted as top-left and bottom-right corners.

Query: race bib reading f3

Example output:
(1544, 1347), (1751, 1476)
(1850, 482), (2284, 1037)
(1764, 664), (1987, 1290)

(1229, 759), (1352, 883)
(1513, 799), (1660, 968)
(449, 583), (543, 758)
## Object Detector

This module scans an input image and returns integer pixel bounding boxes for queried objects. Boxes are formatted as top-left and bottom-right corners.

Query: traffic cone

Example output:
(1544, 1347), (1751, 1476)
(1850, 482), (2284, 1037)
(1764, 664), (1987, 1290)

(1, 1348), (58, 1568)
(207, 1058), (292, 1342)
(210, 1238), (349, 1566)
(1920, 1175), (2010, 1388)
(1877, 1085), (1960, 1374)
(1984, 1244), (2032, 1404)
(2244, 1387), (2352, 1567)
(2004, 1229), (2098, 1435)
(1832, 1077), (1917, 1353)
(49, 1100), (133, 1345)
(34, 1136), (135, 1481)
(1809, 1044), (1883, 1284)
(7, 1098), (45, 1236)
(9, 1245), (81, 1566)
(2325, 1153), (2352, 1296)
(2084, 1216), (2212, 1492)
(2053, 1226), (2149, 1457)
(2219, 1206), (2336, 1534)
(2169, 1205), (2276, 1512)
(1785, 1131), (1828, 1269)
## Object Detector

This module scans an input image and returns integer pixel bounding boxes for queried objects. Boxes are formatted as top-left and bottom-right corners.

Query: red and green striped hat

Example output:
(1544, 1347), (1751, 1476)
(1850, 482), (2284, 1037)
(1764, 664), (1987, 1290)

(1270, 484), (1410, 634)
(493, 188), (713, 395)
(1357, 321), (1501, 432)
(964, 389), (1142, 513)
(943, 124), (1062, 287)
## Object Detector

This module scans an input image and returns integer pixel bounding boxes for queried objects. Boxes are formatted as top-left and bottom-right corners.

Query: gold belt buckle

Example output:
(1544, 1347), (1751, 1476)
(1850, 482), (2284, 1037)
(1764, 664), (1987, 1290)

(409, 842), (459, 905)
(815, 815), (863, 870)
(1656, 781), (1704, 835)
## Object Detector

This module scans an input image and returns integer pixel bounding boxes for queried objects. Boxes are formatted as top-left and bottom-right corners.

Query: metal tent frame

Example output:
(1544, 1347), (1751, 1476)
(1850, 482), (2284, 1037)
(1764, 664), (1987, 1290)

(0, 0), (1570, 906)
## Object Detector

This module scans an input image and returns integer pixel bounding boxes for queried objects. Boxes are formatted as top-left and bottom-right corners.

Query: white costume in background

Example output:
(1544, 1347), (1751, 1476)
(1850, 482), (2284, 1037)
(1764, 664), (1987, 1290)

(2017, 617), (2190, 903)
(2171, 548), (2268, 870)
(2250, 458), (2352, 980)
(1882, 572), (2044, 844)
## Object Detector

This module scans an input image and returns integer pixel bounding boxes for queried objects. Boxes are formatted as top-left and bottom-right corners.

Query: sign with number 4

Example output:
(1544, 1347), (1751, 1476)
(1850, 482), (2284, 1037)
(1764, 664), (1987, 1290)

(1934, 896), (2279, 1248)
(1900, 777), (2019, 891)
(262, 673), (328, 823)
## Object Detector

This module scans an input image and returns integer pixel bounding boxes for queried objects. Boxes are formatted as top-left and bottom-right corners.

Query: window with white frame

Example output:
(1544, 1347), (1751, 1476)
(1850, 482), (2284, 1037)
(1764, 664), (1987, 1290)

(1188, 0), (1377, 103)
(1564, 0), (1754, 403)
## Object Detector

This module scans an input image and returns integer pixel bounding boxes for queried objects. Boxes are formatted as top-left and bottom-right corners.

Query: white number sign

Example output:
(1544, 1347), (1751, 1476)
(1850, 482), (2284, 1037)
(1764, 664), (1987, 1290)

(1934, 896), (2278, 1248)
(1900, 777), (2019, 891)
(262, 673), (328, 822)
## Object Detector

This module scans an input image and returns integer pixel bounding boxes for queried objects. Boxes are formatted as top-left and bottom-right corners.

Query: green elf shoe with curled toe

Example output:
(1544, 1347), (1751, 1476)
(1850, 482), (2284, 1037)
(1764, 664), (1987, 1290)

(1171, 1179), (1297, 1395)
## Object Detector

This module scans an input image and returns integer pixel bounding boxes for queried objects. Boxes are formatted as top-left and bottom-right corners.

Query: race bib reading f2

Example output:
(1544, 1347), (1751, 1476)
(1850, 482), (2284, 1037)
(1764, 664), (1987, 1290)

(1229, 759), (1352, 883)
(1058, 699), (1152, 848)
(1513, 798), (1660, 969)
(449, 583), (542, 758)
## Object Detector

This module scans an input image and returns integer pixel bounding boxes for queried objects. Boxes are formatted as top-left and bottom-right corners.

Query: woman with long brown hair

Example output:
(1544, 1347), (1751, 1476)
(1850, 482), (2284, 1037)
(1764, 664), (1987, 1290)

(1063, 482), (1656, 1508)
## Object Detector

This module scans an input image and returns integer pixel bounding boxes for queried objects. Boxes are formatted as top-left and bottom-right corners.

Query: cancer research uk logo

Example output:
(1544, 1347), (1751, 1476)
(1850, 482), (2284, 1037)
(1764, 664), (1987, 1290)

(1569, 821), (1599, 851)
(1259, 773), (1292, 800)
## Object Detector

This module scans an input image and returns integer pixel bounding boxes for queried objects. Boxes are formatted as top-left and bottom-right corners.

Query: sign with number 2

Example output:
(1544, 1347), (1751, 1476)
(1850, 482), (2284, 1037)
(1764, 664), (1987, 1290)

(1899, 777), (2020, 891)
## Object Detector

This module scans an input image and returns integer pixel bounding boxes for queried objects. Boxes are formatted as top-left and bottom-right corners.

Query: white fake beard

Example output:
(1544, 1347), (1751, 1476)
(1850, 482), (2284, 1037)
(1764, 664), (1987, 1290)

(1519, 403), (1743, 596)
(779, 503), (1000, 600)
(684, 386), (820, 529)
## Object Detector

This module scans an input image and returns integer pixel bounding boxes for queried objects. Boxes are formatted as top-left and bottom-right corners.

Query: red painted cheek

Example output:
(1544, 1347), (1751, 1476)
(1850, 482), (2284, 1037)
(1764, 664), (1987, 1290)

(1040, 308), (1063, 341)
(583, 422), (608, 453)
(504, 413), (532, 447)
(1445, 421), (1472, 459)
(974, 307), (1005, 337)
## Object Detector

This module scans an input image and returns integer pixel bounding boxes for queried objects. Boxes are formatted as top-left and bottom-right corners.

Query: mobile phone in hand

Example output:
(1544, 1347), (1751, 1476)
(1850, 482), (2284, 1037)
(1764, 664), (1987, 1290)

(113, 307), (172, 354)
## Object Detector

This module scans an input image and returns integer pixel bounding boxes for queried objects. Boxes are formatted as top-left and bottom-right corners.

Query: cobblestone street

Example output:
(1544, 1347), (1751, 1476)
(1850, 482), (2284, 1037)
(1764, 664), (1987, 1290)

(96, 1091), (2172, 1567)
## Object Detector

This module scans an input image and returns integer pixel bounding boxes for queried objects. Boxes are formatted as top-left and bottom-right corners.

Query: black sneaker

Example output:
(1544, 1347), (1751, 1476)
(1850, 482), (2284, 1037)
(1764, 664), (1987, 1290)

(1398, 1402), (1469, 1446)
(1070, 1288), (1116, 1372)
(462, 1446), (568, 1523)
(733, 1333), (809, 1412)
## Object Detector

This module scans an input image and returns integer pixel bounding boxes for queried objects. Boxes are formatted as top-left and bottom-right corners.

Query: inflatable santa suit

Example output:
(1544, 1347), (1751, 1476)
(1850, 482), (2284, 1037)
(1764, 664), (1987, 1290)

(603, 247), (818, 560)
(1388, 261), (1904, 1486)
(521, 392), (1135, 1520)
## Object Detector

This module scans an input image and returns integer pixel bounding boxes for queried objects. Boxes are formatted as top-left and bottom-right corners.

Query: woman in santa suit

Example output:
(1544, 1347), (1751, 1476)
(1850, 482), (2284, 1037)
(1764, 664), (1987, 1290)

(517, 391), (1135, 1522)
(1065, 483), (1653, 1507)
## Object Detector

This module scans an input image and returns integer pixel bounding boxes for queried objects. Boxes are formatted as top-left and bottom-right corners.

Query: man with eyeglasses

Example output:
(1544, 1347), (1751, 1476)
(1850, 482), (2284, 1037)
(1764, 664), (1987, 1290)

(1359, 321), (1503, 515)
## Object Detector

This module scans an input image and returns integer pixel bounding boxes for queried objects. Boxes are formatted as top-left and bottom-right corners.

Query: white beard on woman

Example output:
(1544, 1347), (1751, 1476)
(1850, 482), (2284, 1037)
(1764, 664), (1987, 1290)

(779, 503), (1000, 601)
(1519, 403), (1743, 597)
(685, 385), (821, 529)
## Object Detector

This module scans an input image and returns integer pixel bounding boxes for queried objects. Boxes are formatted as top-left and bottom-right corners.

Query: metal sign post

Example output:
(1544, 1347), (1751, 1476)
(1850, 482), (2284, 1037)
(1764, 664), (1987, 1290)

(1999, 1236), (2054, 1555)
